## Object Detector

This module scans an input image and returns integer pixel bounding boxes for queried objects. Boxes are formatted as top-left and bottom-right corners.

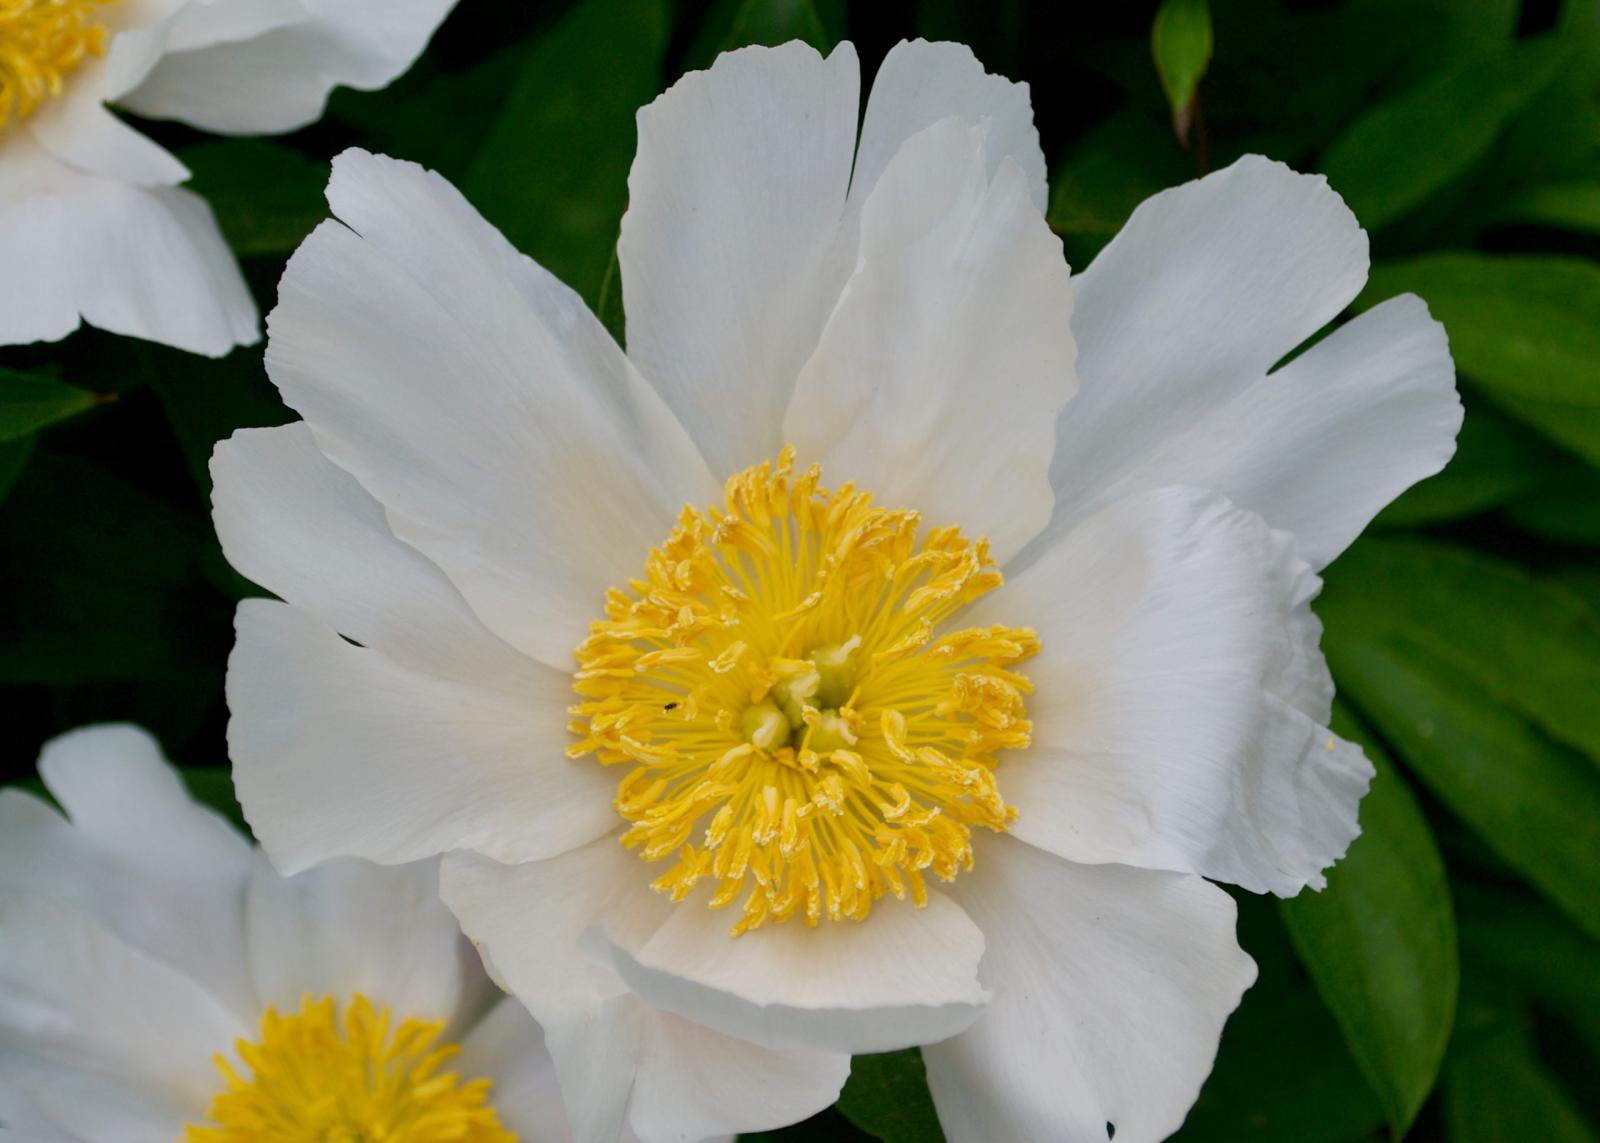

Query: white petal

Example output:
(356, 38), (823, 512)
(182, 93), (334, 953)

(244, 853), (471, 1024)
(849, 39), (1046, 219)
(0, 139), (257, 355)
(629, 1010), (848, 1143)
(455, 999), (577, 1143)
(266, 149), (715, 668)
(602, 889), (988, 1055)
(0, 894), (246, 1138)
(0, 725), (257, 1023)
(0, 1094), (87, 1142)
(116, 0), (456, 135)
(104, 0), (310, 101)
(1035, 155), (1371, 568)
(1107, 294), (1455, 570)
(21, 60), (187, 186)
(618, 42), (861, 478)
(210, 423), (539, 689)
(443, 844), (841, 1143)
(227, 599), (616, 873)
(986, 486), (1373, 895)
(923, 837), (1256, 1143)
(785, 117), (1074, 561)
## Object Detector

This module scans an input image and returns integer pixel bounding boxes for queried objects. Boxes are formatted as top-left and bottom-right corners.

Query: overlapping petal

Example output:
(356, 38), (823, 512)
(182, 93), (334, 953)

(266, 149), (716, 669)
(0, 725), (256, 1022)
(924, 836), (1256, 1143)
(785, 116), (1074, 562)
(983, 486), (1373, 895)
(115, 0), (457, 134)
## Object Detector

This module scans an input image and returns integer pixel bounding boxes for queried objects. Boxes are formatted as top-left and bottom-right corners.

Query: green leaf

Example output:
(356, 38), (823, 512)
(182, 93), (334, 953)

(1280, 703), (1457, 1135)
(0, 451), (231, 686)
(1499, 180), (1600, 233)
(178, 140), (329, 257)
(1322, 629), (1600, 943)
(1150, 0), (1213, 144)
(1361, 255), (1600, 464)
(0, 369), (103, 442)
(0, 435), (32, 503)
(1445, 1000), (1597, 1142)
(182, 767), (245, 831)
(684, 0), (832, 71)
(1374, 399), (1556, 527)
(1324, 537), (1600, 765)
(137, 344), (290, 494)
(1177, 896), (1384, 1142)
(837, 1049), (944, 1143)
(1505, 468), (1600, 546)
(462, 0), (669, 307)
(1047, 108), (1189, 269)
(1320, 37), (1565, 230)
(1457, 883), (1600, 1019)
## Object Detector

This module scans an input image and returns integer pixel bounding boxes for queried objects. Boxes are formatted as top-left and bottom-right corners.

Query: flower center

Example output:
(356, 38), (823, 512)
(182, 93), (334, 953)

(0, 0), (118, 131)
(184, 995), (515, 1142)
(569, 448), (1037, 935)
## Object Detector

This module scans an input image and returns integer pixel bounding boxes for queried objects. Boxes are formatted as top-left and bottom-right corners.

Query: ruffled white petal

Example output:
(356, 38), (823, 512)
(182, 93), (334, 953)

(0, 138), (256, 354)
(1035, 154), (1376, 570)
(619, 41), (861, 478)
(228, 599), (616, 873)
(210, 423), (539, 689)
(441, 842), (849, 1143)
(0, 894), (246, 1139)
(848, 39), (1046, 222)
(983, 486), (1373, 895)
(244, 853), (471, 1024)
(0, 726), (257, 1023)
(602, 890), (988, 1055)
(629, 1010), (848, 1143)
(116, 0), (457, 135)
(923, 836), (1256, 1143)
(265, 149), (715, 668)
(785, 117), (1074, 562)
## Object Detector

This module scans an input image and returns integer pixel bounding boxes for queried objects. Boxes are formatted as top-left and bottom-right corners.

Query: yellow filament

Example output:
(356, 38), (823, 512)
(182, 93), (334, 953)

(0, 0), (118, 130)
(185, 994), (516, 1143)
(569, 448), (1037, 935)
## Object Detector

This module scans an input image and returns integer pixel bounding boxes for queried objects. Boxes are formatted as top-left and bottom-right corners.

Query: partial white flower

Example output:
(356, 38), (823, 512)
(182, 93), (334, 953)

(216, 38), (1461, 1143)
(0, 724), (588, 1142)
(0, 0), (455, 354)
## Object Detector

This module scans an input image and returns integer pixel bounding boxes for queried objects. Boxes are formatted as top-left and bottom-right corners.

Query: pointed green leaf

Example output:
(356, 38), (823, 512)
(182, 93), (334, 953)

(0, 369), (102, 442)
(1361, 254), (1600, 465)
(463, 0), (669, 308)
(1500, 180), (1600, 233)
(1324, 537), (1600, 766)
(1150, 0), (1213, 143)
(1320, 36), (1565, 230)
(1281, 703), (1457, 1135)
(1322, 629), (1600, 943)
(837, 1049), (944, 1143)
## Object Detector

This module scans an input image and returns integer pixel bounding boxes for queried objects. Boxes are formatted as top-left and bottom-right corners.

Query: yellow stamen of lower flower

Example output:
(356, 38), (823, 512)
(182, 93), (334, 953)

(569, 448), (1038, 935)
(0, 0), (118, 130)
(184, 994), (516, 1142)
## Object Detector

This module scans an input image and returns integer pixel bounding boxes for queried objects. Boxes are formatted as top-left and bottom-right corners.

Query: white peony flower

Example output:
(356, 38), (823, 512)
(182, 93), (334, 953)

(0, 0), (456, 355)
(0, 724), (592, 1142)
(215, 39), (1462, 1143)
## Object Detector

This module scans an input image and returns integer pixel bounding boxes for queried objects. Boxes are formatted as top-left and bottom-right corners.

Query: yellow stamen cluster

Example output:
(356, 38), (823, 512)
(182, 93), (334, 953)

(569, 448), (1037, 935)
(0, 0), (117, 130)
(185, 995), (515, 1142)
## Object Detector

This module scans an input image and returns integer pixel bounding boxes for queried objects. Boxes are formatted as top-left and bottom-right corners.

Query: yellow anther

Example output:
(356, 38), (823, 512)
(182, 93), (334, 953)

(184, 995), (513, 1142)
(0, 0), (118, 130)
(569, 450), (1036, 934)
